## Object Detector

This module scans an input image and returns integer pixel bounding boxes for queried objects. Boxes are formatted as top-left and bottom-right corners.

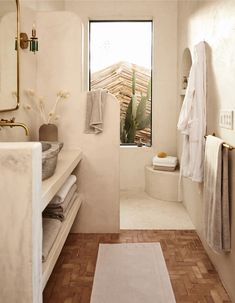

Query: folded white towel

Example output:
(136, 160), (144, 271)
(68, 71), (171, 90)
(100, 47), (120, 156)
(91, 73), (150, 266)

(44, 184), (77, 219)
(46, 184), (77, 210)
(85, 89), (107, 134)
(153, 165), (176, 171)
(49, 174), (77, 205)
(153, 156), (177, 166)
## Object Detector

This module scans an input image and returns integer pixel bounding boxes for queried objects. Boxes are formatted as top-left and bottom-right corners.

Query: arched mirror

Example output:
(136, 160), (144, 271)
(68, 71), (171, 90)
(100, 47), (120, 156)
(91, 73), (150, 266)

(0, 0), (19, 112)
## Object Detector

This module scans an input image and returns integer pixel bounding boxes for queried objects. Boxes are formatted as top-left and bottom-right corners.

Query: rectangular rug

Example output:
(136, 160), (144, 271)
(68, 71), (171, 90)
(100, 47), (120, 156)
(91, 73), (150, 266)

(91, 243), (176, 303)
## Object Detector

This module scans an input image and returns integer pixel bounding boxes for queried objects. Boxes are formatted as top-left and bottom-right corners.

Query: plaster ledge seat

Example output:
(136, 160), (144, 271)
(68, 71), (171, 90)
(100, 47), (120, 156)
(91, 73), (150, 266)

(145, 166), (181, 202)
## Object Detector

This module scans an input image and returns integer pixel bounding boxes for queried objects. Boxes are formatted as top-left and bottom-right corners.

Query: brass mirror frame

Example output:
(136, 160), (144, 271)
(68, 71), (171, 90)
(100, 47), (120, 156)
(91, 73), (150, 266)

(0, 0), (20, 112)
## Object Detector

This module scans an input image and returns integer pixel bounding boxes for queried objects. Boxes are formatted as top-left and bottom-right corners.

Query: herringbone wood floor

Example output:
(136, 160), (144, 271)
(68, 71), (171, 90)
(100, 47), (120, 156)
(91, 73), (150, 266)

(43, 230), (231, 303)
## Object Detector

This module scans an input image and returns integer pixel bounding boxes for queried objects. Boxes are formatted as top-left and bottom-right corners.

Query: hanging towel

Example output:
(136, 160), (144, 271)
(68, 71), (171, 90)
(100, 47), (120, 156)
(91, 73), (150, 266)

(203, 135), (230, 253)
(49, 174), (77, 205)
(85, 89), (107, 134)
(177, 41), (206, 182)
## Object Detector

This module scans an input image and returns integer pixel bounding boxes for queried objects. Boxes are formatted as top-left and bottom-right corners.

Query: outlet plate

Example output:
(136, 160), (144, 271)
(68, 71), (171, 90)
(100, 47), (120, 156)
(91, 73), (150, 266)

(219, 110), (233, 129)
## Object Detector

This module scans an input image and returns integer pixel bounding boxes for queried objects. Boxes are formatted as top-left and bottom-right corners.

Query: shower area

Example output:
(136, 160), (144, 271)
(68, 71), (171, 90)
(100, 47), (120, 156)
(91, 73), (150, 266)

(119, 151), (194, 230)
(89, 19), (194, 230)
(119, 46), (196, 230)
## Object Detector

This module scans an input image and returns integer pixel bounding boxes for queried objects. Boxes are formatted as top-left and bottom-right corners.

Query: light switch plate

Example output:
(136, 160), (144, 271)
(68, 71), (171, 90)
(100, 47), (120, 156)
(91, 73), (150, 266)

(219, 110), (233, 129)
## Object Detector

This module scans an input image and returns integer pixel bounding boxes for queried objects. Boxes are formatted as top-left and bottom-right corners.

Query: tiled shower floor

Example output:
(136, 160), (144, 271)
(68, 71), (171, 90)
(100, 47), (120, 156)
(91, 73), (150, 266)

(120, 190), (195, 230)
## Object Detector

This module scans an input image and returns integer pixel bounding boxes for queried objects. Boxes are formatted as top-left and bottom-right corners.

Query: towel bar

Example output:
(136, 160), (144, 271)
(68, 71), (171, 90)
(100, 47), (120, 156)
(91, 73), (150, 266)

(204, 135), (234, 150)
(221, 143), (234, 150)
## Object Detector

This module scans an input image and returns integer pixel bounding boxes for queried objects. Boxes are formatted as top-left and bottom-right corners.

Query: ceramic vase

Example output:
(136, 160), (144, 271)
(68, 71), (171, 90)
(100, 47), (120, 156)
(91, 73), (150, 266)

(39, 123), (58, 142)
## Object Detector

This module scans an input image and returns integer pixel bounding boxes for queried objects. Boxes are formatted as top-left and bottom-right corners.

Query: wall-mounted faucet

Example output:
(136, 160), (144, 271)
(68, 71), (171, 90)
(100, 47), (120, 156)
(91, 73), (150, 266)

(0, 117), (29, 136)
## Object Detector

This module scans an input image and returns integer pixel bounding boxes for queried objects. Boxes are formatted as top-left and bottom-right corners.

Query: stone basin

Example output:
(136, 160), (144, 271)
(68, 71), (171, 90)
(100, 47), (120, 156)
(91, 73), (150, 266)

(41, 141), (63, 180)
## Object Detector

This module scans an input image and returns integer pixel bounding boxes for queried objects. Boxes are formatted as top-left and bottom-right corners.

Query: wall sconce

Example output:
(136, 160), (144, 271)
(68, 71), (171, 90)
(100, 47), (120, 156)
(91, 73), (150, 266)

(16, 24), (39, 54)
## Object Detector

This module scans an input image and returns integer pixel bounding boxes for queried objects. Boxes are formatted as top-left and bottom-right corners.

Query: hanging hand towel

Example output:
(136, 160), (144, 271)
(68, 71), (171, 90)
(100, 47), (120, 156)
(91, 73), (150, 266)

(203, 135), (230, 253)
(85, 89), (107, 134)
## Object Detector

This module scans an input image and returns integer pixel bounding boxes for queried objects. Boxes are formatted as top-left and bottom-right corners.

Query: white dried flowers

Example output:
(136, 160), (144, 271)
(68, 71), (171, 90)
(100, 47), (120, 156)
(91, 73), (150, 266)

(24, 89), (70, 124)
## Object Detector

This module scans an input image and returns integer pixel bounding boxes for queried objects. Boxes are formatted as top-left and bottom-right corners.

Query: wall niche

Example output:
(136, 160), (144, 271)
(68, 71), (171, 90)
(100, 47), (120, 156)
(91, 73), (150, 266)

(180, 48), (192, 96)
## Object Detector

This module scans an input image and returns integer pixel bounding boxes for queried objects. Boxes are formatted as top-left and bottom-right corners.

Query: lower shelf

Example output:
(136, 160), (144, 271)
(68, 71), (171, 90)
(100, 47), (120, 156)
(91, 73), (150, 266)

(42, 196), (82, 290)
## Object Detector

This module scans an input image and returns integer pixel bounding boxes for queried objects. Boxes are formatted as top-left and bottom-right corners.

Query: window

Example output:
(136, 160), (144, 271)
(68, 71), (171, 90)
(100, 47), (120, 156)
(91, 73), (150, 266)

(89, 21), (152, 146)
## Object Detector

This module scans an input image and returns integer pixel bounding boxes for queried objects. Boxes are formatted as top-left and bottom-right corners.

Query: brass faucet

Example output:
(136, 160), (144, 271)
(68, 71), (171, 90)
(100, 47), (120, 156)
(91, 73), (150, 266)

(0, 117), (29, 136)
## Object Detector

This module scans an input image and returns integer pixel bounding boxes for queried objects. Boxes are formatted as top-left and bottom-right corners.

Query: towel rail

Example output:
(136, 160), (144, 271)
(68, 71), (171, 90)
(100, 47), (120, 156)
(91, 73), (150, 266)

(204, 135), (234, 150)
(221, 143), (234, 150)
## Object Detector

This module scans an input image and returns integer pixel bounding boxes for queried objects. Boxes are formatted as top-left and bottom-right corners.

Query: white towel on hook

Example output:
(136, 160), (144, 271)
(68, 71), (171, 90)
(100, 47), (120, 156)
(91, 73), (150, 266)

(203, 135), (231, 253)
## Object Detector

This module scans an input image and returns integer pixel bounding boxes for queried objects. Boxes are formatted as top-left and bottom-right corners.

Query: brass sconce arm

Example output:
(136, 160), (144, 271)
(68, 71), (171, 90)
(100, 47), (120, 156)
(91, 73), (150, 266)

(0, 118), (29, 136)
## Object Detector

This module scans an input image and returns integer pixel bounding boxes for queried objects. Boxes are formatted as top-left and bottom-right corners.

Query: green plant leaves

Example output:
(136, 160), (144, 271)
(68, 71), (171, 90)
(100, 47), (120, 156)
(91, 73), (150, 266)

(120, 70), (151, 144)
(136, 114), (151, 130)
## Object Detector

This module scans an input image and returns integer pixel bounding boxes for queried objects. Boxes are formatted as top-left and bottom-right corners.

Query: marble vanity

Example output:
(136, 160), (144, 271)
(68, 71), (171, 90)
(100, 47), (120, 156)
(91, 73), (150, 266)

(0, 142), (82, 303)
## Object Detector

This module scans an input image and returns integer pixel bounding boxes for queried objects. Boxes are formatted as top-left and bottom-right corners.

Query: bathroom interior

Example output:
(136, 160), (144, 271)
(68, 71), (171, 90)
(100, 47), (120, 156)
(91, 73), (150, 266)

(0, 0), (235, 302)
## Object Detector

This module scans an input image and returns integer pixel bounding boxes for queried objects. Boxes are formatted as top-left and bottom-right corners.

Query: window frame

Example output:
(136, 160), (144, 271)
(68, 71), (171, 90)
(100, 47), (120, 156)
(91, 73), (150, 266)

(89, 19), (153, 147)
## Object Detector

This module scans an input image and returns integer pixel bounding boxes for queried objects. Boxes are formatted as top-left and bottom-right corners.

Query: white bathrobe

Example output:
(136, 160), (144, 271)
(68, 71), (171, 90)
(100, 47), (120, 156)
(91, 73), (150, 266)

(177, 42), (206, 182)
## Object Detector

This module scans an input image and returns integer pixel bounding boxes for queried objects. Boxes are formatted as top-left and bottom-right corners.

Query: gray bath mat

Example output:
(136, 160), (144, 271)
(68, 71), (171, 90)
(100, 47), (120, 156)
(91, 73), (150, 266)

(91, 243), (176, 303)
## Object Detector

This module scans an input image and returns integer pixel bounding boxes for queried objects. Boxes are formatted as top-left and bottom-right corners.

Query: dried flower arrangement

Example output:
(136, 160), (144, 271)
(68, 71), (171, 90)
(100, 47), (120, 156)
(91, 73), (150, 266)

(24, 89), (70, 124)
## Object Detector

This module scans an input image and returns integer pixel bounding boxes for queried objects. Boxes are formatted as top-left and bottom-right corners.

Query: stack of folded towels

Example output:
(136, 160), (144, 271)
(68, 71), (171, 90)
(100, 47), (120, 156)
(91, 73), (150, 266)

(42, 174), (78, 262)
(152, 154), (178, 171)
(43, 174), (78, 221)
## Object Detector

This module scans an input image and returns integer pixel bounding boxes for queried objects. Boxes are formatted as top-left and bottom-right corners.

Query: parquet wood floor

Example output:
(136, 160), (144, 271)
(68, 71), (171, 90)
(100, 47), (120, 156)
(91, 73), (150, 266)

(43, 230), (231, 303)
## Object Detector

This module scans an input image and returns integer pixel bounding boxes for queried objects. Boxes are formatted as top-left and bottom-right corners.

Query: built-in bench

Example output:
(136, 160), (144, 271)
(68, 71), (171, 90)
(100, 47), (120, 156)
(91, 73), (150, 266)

(145, 166), (181, 202)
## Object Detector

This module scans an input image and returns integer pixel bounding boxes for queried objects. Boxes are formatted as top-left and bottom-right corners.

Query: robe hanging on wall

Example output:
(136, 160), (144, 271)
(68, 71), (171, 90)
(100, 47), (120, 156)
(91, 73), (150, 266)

(177, 41), (206, 182)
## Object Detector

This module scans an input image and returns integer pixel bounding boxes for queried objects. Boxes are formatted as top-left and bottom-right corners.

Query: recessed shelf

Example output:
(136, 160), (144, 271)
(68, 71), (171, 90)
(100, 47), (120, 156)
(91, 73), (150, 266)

(180, 48), (192, 99)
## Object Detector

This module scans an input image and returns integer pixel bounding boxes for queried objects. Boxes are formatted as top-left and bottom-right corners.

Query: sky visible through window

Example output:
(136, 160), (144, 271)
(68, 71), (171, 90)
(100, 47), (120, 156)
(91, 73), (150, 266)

(90, 21), (152, 73)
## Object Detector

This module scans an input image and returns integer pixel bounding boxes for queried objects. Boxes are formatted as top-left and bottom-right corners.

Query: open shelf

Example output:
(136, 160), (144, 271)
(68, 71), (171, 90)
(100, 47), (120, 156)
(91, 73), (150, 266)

(41, 149), (82, 211)
(42, 195), (82, 290)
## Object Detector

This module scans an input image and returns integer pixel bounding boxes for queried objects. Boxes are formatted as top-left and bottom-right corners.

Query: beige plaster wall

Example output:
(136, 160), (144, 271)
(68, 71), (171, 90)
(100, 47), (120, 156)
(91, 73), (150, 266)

(1, 1), (120, 233)
(178, 1), (235, 301)
(36, 11), (120, 232)
(0, 1), (15, 20)
(120, 146), (153, 190)
(64, 0), (178, 190)
(0, 0), (65, 143)
(21, 0), (65, 11)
